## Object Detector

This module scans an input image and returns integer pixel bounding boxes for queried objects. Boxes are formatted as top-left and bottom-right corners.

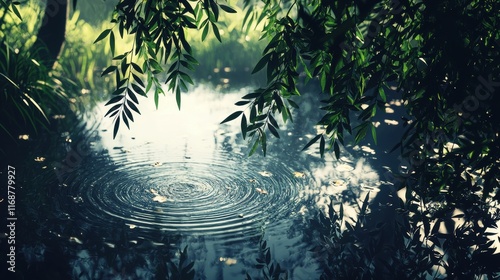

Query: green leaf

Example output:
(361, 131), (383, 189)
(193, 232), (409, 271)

(122, 111), (130, 129)
(378, 87), (386, 102)
(302, 134), (322, 151)
(131, 83), (146, 97)
(101, 65), (116, 76)
(219, 4), (237, 13)
(109, 31), (115, 55)
(113, 116), (120, 139)
(105, 95), (124, 106)
(320, 135), (325, 158)
(10, 4), (22, 21)
(105, 104), (121, 117)
(201, 20), (210, 41)
(211, 22), (221, 42)
(268, 123), (280, 138)
(209, 0), (219, 21)
(334, 141), (340, 159)
(249, 138), (259, 156)
(128, 100), (141, 114)
(176, 86), (181, 110)
(371, 123), (377, 145)
(252, 53), (271, 74)
(94, 29), (111, 44)
(221, 111), (243, 124)
(235, 100), (251, 106)
(241, 114), (248, 139)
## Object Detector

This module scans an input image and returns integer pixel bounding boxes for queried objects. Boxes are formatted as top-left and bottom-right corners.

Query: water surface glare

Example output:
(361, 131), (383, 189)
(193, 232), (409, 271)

(65, 86), (307, 243)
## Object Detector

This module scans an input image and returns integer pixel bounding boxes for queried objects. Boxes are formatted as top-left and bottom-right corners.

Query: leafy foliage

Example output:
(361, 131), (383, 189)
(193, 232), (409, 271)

(309, 193), (500, 279)
(0, 3), (68, 142)
(96, 0), (500, 276)
(246, 237), (288, 280)
(98, 0), (239, 138)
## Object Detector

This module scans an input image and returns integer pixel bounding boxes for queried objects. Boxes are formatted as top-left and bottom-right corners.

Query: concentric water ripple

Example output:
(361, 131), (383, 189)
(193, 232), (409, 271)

(64, 149), (304, 242)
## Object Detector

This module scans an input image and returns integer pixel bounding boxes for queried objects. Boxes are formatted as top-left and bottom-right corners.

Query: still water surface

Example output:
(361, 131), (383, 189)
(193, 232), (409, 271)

(21, 85), (391, 279)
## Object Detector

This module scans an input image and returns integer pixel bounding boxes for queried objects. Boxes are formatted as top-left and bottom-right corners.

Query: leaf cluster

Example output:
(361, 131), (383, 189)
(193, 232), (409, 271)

(99, 0), (236, 138)
(246, 237), (288, 280)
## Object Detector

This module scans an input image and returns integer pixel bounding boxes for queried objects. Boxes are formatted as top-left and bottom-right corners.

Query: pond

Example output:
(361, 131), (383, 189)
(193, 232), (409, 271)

(5, 84), (409, 279)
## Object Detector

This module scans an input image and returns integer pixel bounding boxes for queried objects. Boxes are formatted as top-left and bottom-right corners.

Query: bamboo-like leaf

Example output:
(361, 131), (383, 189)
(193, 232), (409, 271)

(128, 100), (141, 114)
(261, 131), (267, 156)
(371, 123), (377, 145)
(378, 87), (386, 102)
(235, 100), (251, 106)
(302, 134), (322, 151)
(221, 111), (243, 124)
(131, 83), (146, 96)
(268, 123), (280, 138)
(122, 111), (130, 129)
(128, 90), (139, 104)
(109, 31), (115, 55)
(94, 29), (112, 44)
(10, 3), (22, 21)
(249, 138), (259, 156)
(105, 104), (121, 117)
(176, 86), (181, 109)
(201, 22), (210, 41)
(252, 53), (271, 74)
(319, 135), (325, 157)
(241, 114), (247, 139)
(101, 65), (116, 76)
(123, 103), (134, 122)
(219, 4), (236, 13)
(105, 95), (124, 106)
(113, 116), (120, 139)
(211, 22), (221, 42)
(334, 141), (340, 159)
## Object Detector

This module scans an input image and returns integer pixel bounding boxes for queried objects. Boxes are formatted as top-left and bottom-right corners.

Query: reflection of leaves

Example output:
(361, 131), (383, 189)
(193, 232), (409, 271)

(249, 238), (288, 280)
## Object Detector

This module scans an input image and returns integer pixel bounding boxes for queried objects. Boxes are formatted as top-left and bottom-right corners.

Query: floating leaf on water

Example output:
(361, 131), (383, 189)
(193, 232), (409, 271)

(337, 164), (354, 172)
(151, 161), (163, 167)
(18, 134), (29, 140)
(258, 171), (273, 177)
(249, 179), (257, 183)
(255, 188), (268, 195)
(34, 156), (45, 162)
(153, 195), (168, 203)
(293, 171), (306, 178)
(69, 237), (83, 244)
(330, 179), (345, 186)
(219, 257), (237, 266)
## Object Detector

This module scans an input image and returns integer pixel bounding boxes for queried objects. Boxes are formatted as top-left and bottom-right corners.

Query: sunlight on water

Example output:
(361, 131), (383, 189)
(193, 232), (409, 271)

(55, 85), (390, 278)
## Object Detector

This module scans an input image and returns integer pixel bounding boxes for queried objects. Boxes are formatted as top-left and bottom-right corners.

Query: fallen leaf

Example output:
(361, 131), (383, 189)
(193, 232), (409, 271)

(258, 171), (272, 177)
(293, 171), (305, 178)
(255, 188), (268, 195)
(153, 195), (168, 203)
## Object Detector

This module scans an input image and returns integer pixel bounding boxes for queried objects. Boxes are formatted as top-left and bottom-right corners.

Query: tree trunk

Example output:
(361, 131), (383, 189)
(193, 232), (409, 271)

(31, 0), (69, 69)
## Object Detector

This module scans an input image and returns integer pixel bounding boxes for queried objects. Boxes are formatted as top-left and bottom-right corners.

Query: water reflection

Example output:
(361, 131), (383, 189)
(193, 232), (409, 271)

(20, 85), (394, 278)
